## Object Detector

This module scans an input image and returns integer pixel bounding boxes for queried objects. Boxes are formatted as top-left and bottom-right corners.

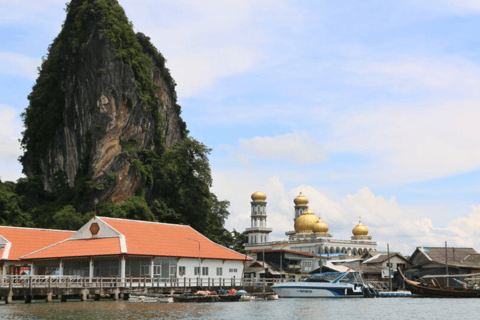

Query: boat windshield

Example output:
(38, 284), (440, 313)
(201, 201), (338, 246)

(304, 272), (346, 283)
(339, 272), (356, 283)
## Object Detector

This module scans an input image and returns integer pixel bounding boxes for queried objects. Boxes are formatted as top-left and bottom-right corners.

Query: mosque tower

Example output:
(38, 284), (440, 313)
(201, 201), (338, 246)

(246, 191), (272, 245)
(294, 192), (309, 219)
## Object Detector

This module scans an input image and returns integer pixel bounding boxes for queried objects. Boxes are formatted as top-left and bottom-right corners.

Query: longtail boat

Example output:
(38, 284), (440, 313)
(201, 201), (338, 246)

(399, 269), (480, 297)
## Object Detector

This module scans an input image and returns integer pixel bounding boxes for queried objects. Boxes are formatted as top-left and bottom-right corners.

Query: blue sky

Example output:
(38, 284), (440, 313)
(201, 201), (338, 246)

(2, 0), (480, 254)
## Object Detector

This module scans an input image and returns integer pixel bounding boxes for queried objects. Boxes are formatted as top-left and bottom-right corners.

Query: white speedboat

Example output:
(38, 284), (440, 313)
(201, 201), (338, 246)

(271, 272), (365, 298)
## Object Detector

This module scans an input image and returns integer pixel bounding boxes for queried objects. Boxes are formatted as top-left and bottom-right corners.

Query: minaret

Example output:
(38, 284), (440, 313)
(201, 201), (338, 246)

(246, 191), (272, 244)
(294, 192), (309, 219)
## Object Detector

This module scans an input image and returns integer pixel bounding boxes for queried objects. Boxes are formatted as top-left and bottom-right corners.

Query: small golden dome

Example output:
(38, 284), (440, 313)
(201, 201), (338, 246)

(313, 218), (329, 234)
(353, 221), (369, 237)
(251, 191), (267, 202)
(294, 208), (319, 233)
(294, 192), (309, 206)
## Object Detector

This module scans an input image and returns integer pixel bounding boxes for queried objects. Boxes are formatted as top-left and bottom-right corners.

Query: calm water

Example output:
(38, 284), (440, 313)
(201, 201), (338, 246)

(0, 298), (477, 319)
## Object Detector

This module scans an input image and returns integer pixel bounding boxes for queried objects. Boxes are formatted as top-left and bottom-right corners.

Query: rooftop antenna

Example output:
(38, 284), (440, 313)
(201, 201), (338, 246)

(94, 198), (99, 219)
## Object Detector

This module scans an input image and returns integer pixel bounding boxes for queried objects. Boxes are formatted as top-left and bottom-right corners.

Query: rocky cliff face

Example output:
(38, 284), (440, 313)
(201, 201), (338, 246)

(21, 0), (185, 205)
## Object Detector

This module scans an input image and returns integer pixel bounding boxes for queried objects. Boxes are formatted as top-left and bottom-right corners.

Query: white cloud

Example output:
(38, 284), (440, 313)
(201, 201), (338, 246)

(345, 57), (480, 95)
(217, 144), (252, 168)
(326, 100), (480, 183)
(215, 173), (480, 254)
(407, 0), (480, 14)
(120, 0), (305, 97)
(239, 131), (327, 165)
(0, 105), (24, 182)
(0, 52), (41, 80)
(447, 0), (480, 11)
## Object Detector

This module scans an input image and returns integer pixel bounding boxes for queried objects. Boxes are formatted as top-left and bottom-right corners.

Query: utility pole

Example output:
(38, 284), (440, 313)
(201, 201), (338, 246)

(445, 241), (449, 287)
(387, 243), (392, 291)
(186, 238), (201, 280)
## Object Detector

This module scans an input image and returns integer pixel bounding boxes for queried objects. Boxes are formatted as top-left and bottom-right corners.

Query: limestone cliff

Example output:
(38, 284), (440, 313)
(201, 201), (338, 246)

(20, 0), (185, 205)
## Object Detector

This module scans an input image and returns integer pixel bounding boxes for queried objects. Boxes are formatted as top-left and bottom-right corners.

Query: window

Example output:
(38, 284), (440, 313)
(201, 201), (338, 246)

(202, 267), (209, 276)
(229, 268), (238, 273)
(216, 267), (222, 276)
(154, 265), (161, 276)
(179, 266), (186, 277)
(94, 260), (120, 277)
(140, 261), (150, 276)
(304, 261), (312, 268)
(194, 267), (200, 276)
(110, 265), (119, 276)
(169, 265), (177, 277)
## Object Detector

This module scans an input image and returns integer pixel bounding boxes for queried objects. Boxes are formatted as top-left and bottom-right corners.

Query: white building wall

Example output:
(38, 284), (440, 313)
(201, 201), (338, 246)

(176, 258), (244, 280)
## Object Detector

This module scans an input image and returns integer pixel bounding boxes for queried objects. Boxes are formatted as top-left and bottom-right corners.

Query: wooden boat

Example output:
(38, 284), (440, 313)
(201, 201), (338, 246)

(399, 269), (480, 297)
(218, 294), (242, 302)
(173, 295), (219, 303)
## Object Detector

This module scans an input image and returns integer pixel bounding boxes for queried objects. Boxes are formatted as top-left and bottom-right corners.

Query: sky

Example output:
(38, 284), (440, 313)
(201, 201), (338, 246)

(2, 0), (480, 255)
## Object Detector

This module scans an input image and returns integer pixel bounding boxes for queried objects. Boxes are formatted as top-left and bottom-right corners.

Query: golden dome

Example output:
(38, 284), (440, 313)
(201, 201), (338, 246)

(251, 191), (267, 202)
(294, 208), (319, 233)
(313, 218), (329, 234)
(294, 192), (309, 206)
(352, 221), (369, 237)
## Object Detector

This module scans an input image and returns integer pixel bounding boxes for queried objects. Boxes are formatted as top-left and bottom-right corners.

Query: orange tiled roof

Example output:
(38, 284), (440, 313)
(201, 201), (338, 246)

(0, 227), (74, 261)
(23, 238), (121, 259)
(21, 217), (248, 261)
(102, 217), (247, 260)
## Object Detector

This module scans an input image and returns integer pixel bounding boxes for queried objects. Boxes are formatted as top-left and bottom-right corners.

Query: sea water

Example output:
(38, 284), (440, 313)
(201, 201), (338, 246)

(0, 297), (475, 319)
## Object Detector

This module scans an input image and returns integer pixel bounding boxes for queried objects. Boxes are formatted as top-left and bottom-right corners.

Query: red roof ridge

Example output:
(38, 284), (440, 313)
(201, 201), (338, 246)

(20, 237), (73, 260)
(96, 217), (127, 253)
(0, 226), (75, 233)
(99, 216), (191, 228)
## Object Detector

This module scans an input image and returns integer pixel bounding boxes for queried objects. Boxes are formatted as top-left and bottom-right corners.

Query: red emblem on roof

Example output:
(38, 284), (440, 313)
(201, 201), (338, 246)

(90, 223), (100, 236)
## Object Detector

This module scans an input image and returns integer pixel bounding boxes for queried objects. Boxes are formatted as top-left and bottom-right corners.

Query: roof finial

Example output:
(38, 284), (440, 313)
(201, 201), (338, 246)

(94, 198), (99, 219)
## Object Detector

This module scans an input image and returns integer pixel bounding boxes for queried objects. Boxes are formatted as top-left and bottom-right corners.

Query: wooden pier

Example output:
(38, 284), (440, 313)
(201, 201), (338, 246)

(0, 276), (275, 304)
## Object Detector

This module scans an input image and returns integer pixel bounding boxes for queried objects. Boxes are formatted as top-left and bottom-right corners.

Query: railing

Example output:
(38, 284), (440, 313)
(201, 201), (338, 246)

(0, 275), (266, 289)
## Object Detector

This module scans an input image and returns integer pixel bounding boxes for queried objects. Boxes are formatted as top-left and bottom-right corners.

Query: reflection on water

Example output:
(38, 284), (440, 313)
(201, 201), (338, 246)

(0, 297), (476, 320)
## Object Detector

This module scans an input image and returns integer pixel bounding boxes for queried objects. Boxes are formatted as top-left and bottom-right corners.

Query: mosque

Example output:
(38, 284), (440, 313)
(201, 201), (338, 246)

(244, 191), (377, 256)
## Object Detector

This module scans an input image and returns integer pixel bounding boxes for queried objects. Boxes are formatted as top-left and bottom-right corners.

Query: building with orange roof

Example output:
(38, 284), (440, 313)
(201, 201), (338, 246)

(21, 217), (248, 281)
(0, 226), (74, 275)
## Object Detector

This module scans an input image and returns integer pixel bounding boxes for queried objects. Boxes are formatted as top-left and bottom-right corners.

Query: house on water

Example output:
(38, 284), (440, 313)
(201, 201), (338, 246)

(20, 217), (248, 280)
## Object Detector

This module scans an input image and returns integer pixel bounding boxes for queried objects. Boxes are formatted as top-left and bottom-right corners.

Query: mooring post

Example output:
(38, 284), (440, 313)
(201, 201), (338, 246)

(81, 290), (88, 302)
(25, 276), (33, 303)
(46, 277), (52, 302)
(7, 276), (13, 304)
(113, 289), (119, 301)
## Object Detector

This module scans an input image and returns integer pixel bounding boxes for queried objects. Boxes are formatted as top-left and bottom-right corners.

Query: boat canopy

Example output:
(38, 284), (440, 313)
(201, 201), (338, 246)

(306, 271), (359, 284)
